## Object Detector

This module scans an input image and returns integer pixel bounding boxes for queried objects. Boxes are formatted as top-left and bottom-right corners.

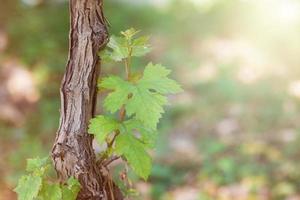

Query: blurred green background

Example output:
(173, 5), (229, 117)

(1, 0), (300, 199)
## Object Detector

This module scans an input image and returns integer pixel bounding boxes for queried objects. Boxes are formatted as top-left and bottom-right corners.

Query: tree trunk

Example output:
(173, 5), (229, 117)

(51, 0), (122, 199)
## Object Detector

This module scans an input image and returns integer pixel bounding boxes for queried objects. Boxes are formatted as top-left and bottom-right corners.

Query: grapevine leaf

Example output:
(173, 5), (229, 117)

(124, 63), (181, 128)
(14, 175), (42, 200)
(115, 133), (152, 180)
(106, 36), (128, 61)
(125, 87), (167, 129)
(100, 60), (181, 129)
(121, 28), (140, 39)
(131, 36), (151, 57)
(100, 63), (181, 128)
(99, 75), (127, 89)
(100, 76), (133, 113)
(26, 157), (49, 173)
(99, 50), (113, 62)
(88, 115), (119, 144)
(139, 63), (183, 94)
(62, 177), (81, 200)
(99, 29), (151, 62)
(39, 183), (62, 200)
(123, 119), (158, 148)
(121, 28), (151, 57)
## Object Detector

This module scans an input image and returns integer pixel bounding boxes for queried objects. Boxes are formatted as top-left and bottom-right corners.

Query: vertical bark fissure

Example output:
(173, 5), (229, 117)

(51, 0), (121, 199)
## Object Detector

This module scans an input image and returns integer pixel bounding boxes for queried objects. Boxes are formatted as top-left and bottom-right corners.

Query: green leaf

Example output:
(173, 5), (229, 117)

(131, 36), (151, 57)
(115, 133), (152, 180)
(123, 119), (158, 148)
(126, 87), (168, 129)
(26, 157), (49, 173)
(139, 63), (183, 94)
(100, 76), (133, 113)
(121, 28), (140, 39)
(100, 63), (181, 129)
(99, 50), (114, 62)
(124, 63), (181, 128)
(62, 177), (81, 200)
(100, 76), (132, 112)
(14, 175), (42, 200)
(88, 115), (119, 144)
(99, 29), (151, 62)
(39, 183), (62, 200)
(106, 36), (128, 61)
(99, 75), (127, 89)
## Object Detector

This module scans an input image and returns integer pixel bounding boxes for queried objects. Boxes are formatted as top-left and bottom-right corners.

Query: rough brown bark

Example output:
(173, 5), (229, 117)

(51, 0), (122, 199)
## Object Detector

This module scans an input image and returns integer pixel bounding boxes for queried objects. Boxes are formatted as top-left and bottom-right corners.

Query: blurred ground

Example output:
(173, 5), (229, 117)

(1, 0), (300, 199)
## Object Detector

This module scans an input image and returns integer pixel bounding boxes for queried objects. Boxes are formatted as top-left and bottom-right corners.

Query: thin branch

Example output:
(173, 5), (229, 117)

(103, 156), (121, 167)
(107, 45), (132, 148)
(108, 130), (120, 148)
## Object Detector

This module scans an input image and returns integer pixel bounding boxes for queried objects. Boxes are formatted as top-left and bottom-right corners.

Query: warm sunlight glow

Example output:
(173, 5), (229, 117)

(276, 0), (300, 26)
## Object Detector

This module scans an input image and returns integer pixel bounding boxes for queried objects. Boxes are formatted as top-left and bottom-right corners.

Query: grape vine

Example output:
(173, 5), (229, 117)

(14, 28), (182, 200)
(88, 28), (182, 180)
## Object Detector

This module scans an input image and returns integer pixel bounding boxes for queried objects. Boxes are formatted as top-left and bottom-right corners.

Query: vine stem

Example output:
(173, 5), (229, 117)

(107, 44), (132, 149)
(125, 59), (131, 81)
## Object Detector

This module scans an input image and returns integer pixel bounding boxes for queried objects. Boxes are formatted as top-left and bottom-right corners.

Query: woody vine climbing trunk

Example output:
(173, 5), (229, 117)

(51, 0), (122, 199)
